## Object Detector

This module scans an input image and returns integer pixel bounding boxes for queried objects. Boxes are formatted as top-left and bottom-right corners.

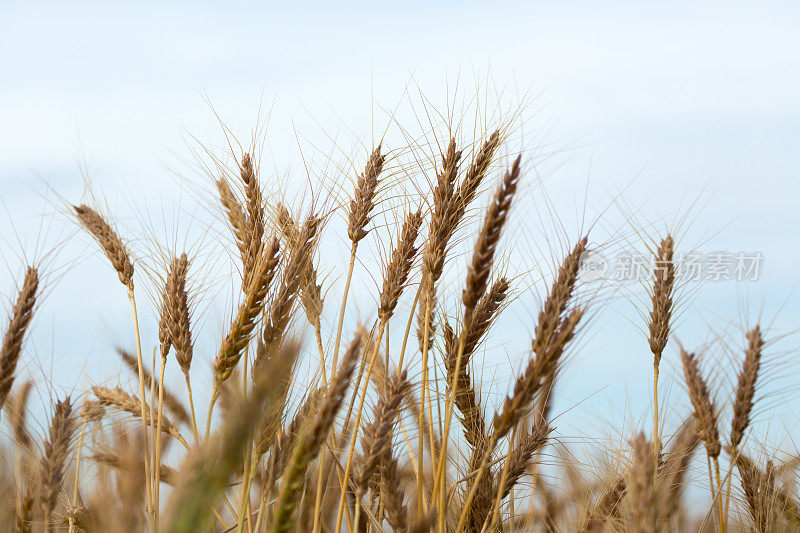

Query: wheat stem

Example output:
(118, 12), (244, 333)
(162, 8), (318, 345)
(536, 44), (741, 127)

(331, 243), (357, 375)
(236, 446), (259, 533)
(397, 286), (420, 376)
(417, 284), (433, 518)
(128, 289), (153, 524)
(237, 346), (253, 533)
(154, 354), (167, 527)
(204, 384), (217, 443)
(313, 316), (328, 386)
(309, 321), (331, 533)
(184, 374), (199, 443)
(353, 497), (363, 533)
(322, 244), (362, 532)
(455, 433), (499, 533)
(431, 331), (466, 528)
(714, 456), (726, 533)
(653, 361), (660, 476)
(67, 420), (87, 533)
(482, 437), (515, 533)
(333, 323), (386, 533)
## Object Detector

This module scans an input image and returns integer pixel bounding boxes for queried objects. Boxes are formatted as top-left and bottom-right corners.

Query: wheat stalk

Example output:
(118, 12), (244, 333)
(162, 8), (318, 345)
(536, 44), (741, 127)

(648, 235), (675, 465)
(72, 203), (157, 516)
(679, 345), (724, 531)
(271, 332), (362, 533)
(435, 156), (521, 529)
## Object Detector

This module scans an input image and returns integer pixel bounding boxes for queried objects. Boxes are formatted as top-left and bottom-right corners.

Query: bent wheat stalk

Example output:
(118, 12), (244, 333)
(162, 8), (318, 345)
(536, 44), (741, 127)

(434, 155), (521, 528)
(73, 204), (155, 519)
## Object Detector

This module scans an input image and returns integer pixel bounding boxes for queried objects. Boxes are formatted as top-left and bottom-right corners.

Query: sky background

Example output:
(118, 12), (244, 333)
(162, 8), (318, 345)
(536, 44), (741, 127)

(2, 0), (800, 490)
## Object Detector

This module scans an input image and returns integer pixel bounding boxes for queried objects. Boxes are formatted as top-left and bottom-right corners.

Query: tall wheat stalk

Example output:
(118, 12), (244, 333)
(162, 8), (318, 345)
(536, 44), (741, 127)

(648, 235), (675, 470)
(73, 204), (155, 523)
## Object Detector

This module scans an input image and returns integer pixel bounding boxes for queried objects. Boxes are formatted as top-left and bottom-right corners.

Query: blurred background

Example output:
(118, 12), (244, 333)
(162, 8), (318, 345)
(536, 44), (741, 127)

(1, 0), (799, 480)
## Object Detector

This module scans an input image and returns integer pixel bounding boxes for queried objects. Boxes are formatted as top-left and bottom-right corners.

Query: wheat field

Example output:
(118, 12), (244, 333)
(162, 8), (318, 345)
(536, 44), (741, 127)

(0, 106), (796, 533)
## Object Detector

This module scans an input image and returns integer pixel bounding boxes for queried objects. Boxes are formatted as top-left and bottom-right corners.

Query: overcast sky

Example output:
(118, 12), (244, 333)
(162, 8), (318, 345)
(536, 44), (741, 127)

(2, 1), (799, 461)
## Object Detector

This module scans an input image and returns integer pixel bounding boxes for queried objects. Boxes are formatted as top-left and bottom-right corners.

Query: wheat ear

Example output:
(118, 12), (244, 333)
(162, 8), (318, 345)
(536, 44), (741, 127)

(275, 203), (325, 372)
(626, 433), (659, 533)
(216, 175), (249, 261)
(580, 476), (626, 532)
(446, 278), (508, 448)
(659, 418), (700, 523)
(378, 208), (424, 324)
(259, 214), (320, 363)
(15, 490), (34, 533)
(330, 146), (385, 395)
(214, 236), (280, 389)
(451, 130), (501, 225)
(356, 370), (410, 492)
(0, 267), (38, 411)
(733, 453), (800, 531)
(462, 155), (520, 317)
(679, 346), (724, 531)
(648, 235), (675, 463)
(92, 386), (188, 449)
(39, 396), (77, 532)
(239, 153), (266, 289)
(116, 348), (190, 426)
(679, 347), (720, 458)
(352, 371), (410, 528)
(731, 325), (764, 450)
(73, 205), (134, 290)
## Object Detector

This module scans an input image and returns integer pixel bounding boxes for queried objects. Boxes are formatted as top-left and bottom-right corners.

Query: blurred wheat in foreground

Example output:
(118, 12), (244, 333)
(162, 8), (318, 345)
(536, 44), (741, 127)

(0, 111), (795, 533)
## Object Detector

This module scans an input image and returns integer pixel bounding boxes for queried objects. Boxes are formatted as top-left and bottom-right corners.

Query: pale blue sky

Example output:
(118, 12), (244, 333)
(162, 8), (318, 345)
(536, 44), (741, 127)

(1, 1), (799, 467)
